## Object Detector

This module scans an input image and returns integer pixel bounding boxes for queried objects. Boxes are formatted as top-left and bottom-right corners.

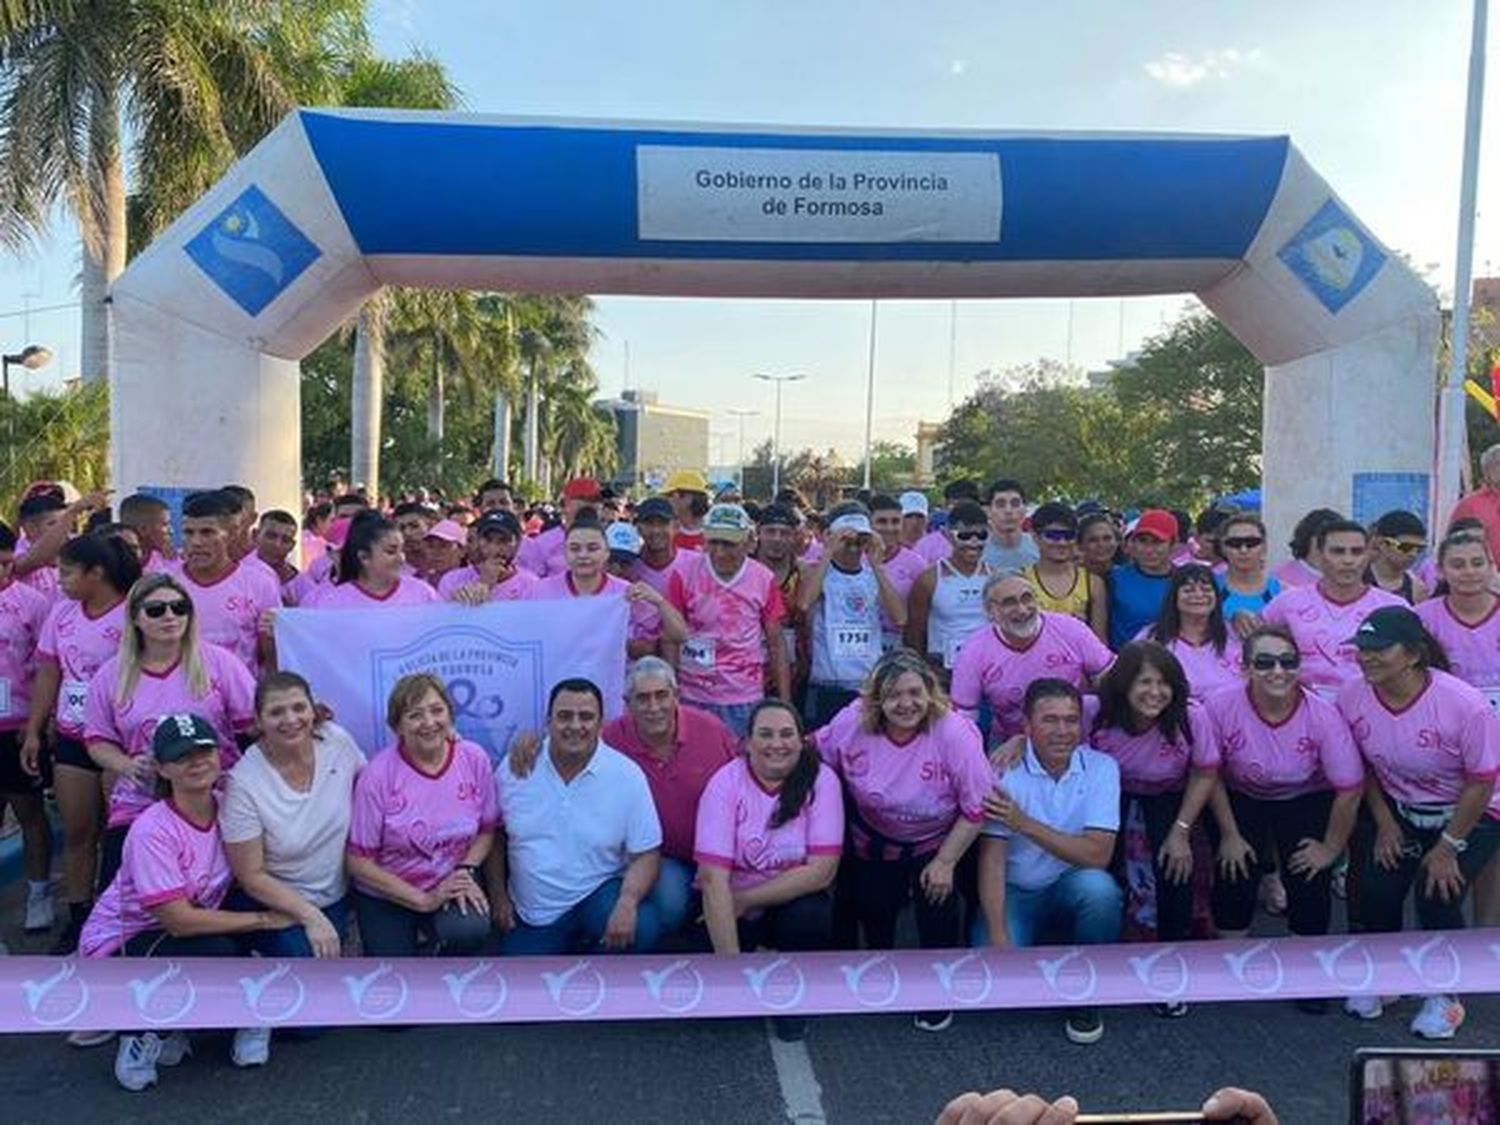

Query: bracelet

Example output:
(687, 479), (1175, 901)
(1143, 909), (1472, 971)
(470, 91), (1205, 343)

(1440, 831), (1469, 854)
(1173, 819), (1192, 833)
(458, 863), (483, 877)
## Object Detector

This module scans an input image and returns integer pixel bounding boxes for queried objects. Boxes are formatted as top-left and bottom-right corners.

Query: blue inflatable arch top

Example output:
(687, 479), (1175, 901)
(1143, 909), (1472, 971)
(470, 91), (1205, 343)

(111, 109), (1439, 552)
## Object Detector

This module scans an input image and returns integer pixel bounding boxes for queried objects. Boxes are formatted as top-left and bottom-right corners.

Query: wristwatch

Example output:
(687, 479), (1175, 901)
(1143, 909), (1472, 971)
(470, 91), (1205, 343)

(1440, 830), (1469, 854)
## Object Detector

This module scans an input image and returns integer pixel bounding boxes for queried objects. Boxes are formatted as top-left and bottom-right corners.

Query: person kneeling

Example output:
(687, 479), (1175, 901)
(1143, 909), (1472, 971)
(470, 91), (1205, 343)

(974, 678), (1122, 1046)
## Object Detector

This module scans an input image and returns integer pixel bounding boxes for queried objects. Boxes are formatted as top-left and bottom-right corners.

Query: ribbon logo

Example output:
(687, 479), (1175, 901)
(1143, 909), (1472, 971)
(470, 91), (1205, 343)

(640, 959), (706, 1015)
(1222, 941), (1285, 996)
(1036, 949), (1098, 1002)
(840, 955), (902, 1009)
(1314, 939), (1377, 993)
(742, 956), (806, 1011)
(129, 963), (197, 1025)
(20, 962), (90, 1027)
(343, 962), (410, 1020)
(238, 962), (307, 1024)
(442, 962), (509, 1019)
(542, 960), (607, 1017)
(1128, 946), (1190, 999)
(1401, 936), (1462, 991)
(931, 952), (993, 1006)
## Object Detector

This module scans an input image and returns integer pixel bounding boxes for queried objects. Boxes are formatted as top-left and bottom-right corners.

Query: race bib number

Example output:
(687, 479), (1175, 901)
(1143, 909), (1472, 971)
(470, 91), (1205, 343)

(60, 679), (88, 726)
(0, 677), (10, 718)
(944, 634), (966, 669)
(832, 627), (874, 659)
(682, 636), (717, 669)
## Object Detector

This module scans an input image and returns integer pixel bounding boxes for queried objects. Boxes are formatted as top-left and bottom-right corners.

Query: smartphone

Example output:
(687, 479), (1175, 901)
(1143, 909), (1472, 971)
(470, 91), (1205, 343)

(1074, 1115), (1207, 1123)
(1351, 1048), (1500, 1124)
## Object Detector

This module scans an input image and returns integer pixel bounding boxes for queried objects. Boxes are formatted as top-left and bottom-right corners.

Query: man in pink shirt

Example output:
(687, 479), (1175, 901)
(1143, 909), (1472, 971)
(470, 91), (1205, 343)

(914, 479), (981, 565)
(1262, 519), (1404, 695)
(440, 510), (538, 602)
(870, 494), (928, 650)
(119, 493), (176, 572)
(667, 503), (789, 735)
(252, 509), (311, 606)
(1449, 443), (1500, 565)
(519, 477), (600, 578)
(628, 497), (689, 595)
(168, 490), (281, 672)
(899, 491), (929, 549)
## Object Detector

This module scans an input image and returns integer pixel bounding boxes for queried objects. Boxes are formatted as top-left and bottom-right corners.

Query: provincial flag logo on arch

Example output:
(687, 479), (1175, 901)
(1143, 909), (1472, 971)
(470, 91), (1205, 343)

(185, 184), (321, 317)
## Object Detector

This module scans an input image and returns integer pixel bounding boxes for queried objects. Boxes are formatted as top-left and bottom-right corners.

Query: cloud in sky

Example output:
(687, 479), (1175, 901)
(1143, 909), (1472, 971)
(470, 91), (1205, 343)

(1144, 47), (1265, 90)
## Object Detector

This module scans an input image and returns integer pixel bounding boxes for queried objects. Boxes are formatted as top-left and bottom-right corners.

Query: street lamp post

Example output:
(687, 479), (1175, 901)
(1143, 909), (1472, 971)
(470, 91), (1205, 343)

(726, 408), (758, 491)
(3, 344), (53, 478)
(753, 373), (805, 497)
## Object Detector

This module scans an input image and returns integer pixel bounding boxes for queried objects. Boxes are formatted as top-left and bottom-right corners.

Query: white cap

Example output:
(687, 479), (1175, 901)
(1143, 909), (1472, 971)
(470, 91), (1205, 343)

(899, 491), (929, 517)
(606, 522), (642, 555)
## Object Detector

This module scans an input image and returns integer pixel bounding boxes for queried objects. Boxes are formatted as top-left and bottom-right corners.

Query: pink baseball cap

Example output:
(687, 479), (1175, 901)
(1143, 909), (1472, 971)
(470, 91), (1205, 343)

(324, 516), (353, 549)
(424, 518), (466, 545)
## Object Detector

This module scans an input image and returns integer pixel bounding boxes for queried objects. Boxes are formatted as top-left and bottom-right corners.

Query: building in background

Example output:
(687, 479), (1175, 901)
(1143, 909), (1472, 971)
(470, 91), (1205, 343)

(598, 389), (710, 492)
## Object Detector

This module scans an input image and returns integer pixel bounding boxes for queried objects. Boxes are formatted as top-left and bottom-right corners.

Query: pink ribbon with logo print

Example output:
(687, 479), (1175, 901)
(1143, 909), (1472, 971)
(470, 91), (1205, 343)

(5, 931), (1499, 1031)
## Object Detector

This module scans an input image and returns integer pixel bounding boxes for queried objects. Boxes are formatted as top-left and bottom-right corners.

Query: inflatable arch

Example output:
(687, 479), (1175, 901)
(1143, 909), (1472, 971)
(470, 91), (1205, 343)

(112, 109), (1439, 554)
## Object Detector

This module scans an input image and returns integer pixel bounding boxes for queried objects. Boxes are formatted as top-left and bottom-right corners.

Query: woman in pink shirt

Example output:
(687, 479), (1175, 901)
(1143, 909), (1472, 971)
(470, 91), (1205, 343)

(813, 650), (991, 1033)
(22, 532), (141, 954)
(80, 713), (298, 1091)
(308, 511), (437, 609)
(697, 698), (844, 1042)
(1090, 641), (1222, 1013)
(1338, 606), (1500, 1038)
(1143, 565), (1241, 702)
(84, 574), (256, 896)
(1202, 627), (1363, 966)
(346, 673), (497, 956)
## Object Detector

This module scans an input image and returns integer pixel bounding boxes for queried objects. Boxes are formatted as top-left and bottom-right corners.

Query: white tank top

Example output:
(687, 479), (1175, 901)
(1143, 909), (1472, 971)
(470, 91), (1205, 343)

(810, 562), (883, 689)
(928, 559), (992, 669)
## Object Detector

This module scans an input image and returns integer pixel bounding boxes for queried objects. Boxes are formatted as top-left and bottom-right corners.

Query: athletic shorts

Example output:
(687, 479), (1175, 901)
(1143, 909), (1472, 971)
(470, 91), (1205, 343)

(0, 728), (50, 794)
(53, 733), (100, 773)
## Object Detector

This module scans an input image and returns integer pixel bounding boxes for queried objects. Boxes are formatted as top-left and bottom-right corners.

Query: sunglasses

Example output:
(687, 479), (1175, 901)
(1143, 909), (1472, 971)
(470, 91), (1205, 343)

(953, 530), (989, 543)
(140, 598), (192, 620)
(1249, 653), (1300, 672)
(1222, 536), (1264, 550)
(1038, 528), (1077, 542)
(1383, 538), (1426, 555)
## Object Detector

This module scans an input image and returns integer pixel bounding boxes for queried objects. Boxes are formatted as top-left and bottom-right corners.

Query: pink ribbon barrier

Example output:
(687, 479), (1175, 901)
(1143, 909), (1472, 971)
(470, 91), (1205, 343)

(5, 930), (1499, 1032)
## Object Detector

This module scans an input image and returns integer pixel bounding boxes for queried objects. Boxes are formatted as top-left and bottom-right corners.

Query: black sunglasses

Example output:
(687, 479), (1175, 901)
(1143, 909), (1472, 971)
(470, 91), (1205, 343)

(953, 530), (989, 543)
(1249, 652), (1300, 671)
(141, 599), (192, 620)
(1222, 536), (1264, 550)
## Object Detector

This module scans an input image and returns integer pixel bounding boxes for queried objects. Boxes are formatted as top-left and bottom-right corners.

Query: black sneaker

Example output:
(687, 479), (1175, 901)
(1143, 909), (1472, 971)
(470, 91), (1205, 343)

(1064, 1007), (1104, 1044)
(771, 1016), (808, 1043)
(913, 1010), (954, 1033)
(1153, 1001), (1189, 1019)
(1296, 997), (1330, 1015)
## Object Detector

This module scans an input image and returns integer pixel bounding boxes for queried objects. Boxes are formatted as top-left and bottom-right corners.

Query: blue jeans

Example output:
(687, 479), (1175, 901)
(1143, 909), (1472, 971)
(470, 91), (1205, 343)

(649, 857), (696, 937)
(694, 701), (756, 740)
(970, 868), (1123, 948)
(225, 890), (352, 958)
(501, 877), (664, 955)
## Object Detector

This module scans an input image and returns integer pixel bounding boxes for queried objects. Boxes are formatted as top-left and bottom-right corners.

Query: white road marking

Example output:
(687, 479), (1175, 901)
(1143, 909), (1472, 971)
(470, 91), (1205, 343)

(766, 1019), (828, 1124)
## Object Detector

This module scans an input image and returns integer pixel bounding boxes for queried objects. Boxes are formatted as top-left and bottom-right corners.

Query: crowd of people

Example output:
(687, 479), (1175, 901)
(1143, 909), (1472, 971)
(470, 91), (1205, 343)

(0, 457), (1498, 1092)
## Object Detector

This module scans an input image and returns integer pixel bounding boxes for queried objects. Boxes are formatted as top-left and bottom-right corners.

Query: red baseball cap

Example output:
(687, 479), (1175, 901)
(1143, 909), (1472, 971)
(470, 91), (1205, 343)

(1129, 509), (1178, 543)
(562, 478), (602, 502)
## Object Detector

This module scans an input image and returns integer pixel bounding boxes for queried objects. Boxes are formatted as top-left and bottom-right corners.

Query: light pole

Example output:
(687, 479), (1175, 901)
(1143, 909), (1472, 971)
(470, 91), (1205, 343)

(3, 343), (53, 478)
(726, 408), (758, 491)
(753, 373), (805, 496)
(862, 299), (878, 490)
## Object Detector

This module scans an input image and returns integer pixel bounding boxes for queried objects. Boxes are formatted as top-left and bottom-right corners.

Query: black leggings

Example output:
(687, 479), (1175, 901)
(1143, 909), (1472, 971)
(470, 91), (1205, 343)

(844, 852), (961, 950)
(1358, 813), (1500, 933)
(1119, 791), (1193, 942)
(1208, 789), (1334, 935)
(738, 891), (834, 953)
(97, 825), (128, 897)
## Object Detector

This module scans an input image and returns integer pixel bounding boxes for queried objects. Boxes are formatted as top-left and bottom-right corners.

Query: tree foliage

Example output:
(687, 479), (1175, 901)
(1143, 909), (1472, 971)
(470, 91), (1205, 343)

(0, 379), (109, 515)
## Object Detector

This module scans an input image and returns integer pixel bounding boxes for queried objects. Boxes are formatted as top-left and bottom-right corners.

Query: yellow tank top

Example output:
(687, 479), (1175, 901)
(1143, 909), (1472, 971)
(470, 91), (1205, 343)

(1022, 564), (1092, 622)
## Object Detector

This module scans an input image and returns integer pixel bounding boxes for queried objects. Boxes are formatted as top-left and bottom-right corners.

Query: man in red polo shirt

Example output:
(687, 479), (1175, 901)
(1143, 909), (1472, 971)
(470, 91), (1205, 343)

(1449, 443), (1500, 563)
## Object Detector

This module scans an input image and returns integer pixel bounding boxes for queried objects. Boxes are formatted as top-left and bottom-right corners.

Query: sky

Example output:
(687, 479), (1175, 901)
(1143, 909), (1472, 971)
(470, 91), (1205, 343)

(0, 0), (1495, 466)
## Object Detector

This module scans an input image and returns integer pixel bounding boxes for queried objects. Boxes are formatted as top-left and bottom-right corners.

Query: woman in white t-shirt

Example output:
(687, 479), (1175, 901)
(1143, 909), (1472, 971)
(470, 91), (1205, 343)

(222, 671), (363, 958)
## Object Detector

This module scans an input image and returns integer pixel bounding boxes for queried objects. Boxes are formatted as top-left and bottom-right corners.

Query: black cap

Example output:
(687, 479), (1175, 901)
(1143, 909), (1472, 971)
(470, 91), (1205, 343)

(151, 714), (220, 763)
(475, 510), (522, 538)
(757, 503), (800, 529)
(1347, 606), (1427, 650)
(635, 497), (674, 523)
(1372, 509), (1426, 540)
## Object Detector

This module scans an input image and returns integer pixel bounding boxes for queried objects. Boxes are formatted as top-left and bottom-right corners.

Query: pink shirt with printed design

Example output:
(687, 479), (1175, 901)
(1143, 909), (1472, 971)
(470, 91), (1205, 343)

(667, 553), (786, 705)
(0, 579), (49, 731)
(1089, 701), (1219, 795)
(436, 565), (538, 602)
(37, 597), (127, 738)
(1262, 584), (1404, 694)
(1415, 598), (1500, 698)
(307, 576), (438, 609)
(526, 571), (661, 647)
(694, 757), (844, 892)
(166, 559), (281, 672)
(1204, 684), (1364, 800)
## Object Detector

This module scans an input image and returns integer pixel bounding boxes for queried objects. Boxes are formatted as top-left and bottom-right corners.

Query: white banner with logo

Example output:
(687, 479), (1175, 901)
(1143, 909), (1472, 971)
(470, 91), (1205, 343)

(274, 599), (628, 763)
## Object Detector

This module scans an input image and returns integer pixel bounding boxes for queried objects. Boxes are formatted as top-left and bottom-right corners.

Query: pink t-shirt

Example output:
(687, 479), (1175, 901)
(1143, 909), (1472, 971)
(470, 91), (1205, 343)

(301, 532), (328, 567)
(167, 560), (281, 673)
(1156, 634), (1242, 702)
(880, 546), (927, 646)
(526, 571), (660, 647)
(694, 757), (844, 893)
(603, 706), (739, 861)
(0, 579), (49, 731)
(914, 529), (952, 566)
(308, 553), (335, 585)
(1090, 701), (1219, 795)
(1205, 684), (1364, 801)
(436, 565), (538, 602)
(1271, 558), (1321, 589)
(1262, 584), (1405, 695)
(37, 598), (127, 739)
(951, 613), (1114, 741)
(347, 738), (500, 894)
(307, 576), (438, 609)
(668, 553), (786, 705)
(813, 703), (991, 856)
(630, 552), (691, 598)
(1338, 670), (1500, 816)
(83, 643), (256, 828)
(1416, 598), (1500, 701)
(518, 526), (566, 578)
(79, 798), (231, 958)
(281, 569), (318, 607)
(19, 564), (60, 603)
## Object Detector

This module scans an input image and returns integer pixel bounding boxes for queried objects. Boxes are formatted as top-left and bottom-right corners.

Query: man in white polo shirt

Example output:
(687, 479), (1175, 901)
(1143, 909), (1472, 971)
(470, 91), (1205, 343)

(489, 678), (664, 955)
(975, 678), (1121, 1046)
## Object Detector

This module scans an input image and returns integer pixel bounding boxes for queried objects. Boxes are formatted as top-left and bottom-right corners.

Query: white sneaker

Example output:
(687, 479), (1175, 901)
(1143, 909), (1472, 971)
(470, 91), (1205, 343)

(1344, 994), (1384, 1020)
(66, 1028), (116, 1048)
(114, 1032), (163, 1092)
(156, 1031), (191, 1067)
(1411, 995), (1466, 1039)
(23, 893), (53, 933)
(231, 1026), (272, 1068)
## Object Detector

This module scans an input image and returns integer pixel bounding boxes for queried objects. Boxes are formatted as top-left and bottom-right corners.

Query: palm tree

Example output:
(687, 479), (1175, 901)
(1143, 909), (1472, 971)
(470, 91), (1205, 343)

(0, 1), (366, 382)
(540, 357), (618, 485)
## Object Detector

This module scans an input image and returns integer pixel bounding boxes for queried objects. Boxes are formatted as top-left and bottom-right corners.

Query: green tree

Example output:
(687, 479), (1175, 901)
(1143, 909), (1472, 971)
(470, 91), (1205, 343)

(0, 380), (110, 514)
(853, 441), (917, 493)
